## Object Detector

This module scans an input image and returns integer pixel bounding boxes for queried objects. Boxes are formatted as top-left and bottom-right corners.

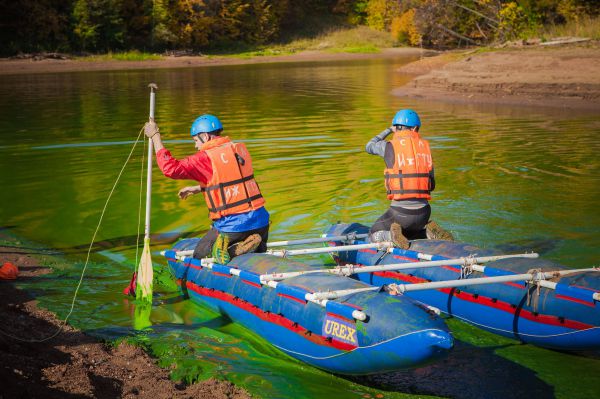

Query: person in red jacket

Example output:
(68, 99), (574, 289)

(366, 109), (453, 248)
(144, 114), (269, 263)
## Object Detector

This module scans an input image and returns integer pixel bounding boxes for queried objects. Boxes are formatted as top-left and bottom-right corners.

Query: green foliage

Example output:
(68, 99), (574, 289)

(391, 8), (421, 45)
(497, 2), (540, 41)
(73, 0), (125, 51)
(1, 0), (598, 55)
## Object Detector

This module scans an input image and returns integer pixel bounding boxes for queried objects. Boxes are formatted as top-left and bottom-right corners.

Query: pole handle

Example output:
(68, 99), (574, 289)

(148, 83), (158, 121)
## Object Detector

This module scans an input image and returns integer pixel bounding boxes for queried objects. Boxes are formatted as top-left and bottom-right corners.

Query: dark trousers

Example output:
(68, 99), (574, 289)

(370, 205), (431, 240)
(192, 224), (270, 260)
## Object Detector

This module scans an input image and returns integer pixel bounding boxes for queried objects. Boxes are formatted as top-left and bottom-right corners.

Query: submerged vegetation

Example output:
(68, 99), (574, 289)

(0, 1), (598, 56)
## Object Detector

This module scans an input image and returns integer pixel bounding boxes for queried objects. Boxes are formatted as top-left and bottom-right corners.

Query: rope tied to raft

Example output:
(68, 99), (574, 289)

(460, 255), (477, 279)
(385, 283), (402, 296)
(338, 263), (355, 277)
(344, 231), (358, 243)
(526, 268), (545, 309)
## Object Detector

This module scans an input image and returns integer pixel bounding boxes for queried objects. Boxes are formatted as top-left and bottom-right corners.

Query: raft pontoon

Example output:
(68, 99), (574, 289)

(163, 237), (453, 375)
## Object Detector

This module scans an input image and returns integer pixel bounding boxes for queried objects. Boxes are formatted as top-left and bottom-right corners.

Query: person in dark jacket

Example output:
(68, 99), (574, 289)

(366, 109), (453, 248)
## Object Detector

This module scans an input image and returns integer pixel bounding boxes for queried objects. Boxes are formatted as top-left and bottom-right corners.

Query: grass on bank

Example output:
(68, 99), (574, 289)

(73, 26), (395, 62)
(539, 15), (600, 40)
(216, 25), (395, 58)
(78, 50), (163, 61)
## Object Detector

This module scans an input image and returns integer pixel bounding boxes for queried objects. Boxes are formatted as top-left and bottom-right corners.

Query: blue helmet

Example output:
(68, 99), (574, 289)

(392, 109), (421, 128)
(190, 114), (223, 137)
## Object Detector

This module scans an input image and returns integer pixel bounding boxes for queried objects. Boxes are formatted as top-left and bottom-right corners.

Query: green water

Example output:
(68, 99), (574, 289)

(1, 58), (599, 398)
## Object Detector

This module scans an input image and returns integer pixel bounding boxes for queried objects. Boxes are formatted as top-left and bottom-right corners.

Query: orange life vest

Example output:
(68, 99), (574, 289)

(384, 131), (433, 200)
(200, 136), (265, 220)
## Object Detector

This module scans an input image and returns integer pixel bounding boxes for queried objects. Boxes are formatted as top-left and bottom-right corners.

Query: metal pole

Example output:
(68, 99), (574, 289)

(258, 253), (539, 282)
(349, 253), (539, 275)
(392, 268), (599, 294)
(145, 83), (157, 240)
(267, 233), (369, 247)
(267, 242), (392, 257)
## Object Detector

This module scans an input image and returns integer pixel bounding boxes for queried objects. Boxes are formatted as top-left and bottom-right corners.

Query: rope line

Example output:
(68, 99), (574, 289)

(0, 126), (146, 343)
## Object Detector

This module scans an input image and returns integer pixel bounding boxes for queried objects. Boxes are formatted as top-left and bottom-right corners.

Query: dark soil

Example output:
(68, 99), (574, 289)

(0, 235), (251, 399)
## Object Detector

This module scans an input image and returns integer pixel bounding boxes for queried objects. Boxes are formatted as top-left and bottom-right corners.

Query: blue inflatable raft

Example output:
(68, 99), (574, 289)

(163, 238), (453, 375)
(326, 223), (600, 351)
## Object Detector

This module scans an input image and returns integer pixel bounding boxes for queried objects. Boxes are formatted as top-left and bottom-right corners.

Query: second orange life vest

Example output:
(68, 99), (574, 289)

(384, 130), (433, 200)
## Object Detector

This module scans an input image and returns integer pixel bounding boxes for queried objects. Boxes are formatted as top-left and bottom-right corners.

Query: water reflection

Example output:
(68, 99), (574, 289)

(1, 57), (599, 398)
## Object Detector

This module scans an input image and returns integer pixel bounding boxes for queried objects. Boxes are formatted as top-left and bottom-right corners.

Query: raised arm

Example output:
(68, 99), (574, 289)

(365, 127), (393, 157)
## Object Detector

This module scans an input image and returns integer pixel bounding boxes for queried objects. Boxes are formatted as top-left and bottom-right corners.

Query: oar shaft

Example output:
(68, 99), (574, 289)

(268, 233), (368, 247)
(306, 286), (379, 301)
(392, 268), (597, 293)
(171, 233), (371, 258)
(268, 242), (392, 257)
(258, 252), (538, 281)
(351, 253), (539, 274)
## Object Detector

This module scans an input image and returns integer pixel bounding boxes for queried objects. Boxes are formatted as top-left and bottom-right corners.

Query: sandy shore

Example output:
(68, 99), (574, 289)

(394, 41), (600, 110)
(3, 44), (598, 110)
(0, 48), (428, 75)
(0, 231), (251, 399)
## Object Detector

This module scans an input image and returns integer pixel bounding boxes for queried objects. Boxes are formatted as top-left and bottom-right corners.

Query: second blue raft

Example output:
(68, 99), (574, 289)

(326, 223), (600, 351)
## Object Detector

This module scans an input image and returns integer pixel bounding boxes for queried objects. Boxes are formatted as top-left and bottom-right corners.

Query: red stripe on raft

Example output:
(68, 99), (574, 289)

(341, 302), (363, 310)
(327, 312), (354, 324)
(242, 280), (262, 288)
(392, 255), (414, 261)
(212, 271), (231, 278)
(504, 282), (526, 289)
(359, 249), (378, 254)
(442, 265), (461, 273)
(372, 271), (594, 331)
(184, 262), (203, 271)
(185, 281), (357, 351)
(571, 284), (598, 292)
(556, 294), (596, 308)
(277, 293), (306, 304)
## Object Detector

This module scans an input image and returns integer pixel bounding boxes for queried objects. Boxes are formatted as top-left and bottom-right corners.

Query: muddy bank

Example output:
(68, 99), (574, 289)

(0, 232), (251, 399)
(394, 41), (600, 110)
(0, 48), (428, 76)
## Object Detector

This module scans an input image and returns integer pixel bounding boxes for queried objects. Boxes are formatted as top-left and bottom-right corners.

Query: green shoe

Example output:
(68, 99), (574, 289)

(212, 233), (231, 264)
(425, 220), (454, 241)
(390, 222), (409, 249)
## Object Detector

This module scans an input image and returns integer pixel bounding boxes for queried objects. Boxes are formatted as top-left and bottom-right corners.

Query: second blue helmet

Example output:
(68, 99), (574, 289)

(190, 114), (223, 137)
(392, 109), (421, 128)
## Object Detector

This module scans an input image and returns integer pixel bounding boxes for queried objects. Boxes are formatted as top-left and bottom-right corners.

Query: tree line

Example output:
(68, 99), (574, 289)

(0, 0), (597, 56)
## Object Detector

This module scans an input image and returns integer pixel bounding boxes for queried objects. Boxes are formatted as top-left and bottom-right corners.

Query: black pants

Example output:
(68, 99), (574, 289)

(192, 224), (270, 260)
(370, 205), (431, 240)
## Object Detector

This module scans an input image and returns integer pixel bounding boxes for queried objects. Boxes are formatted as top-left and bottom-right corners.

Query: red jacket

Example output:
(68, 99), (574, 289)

(156, 148), (212, 184)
